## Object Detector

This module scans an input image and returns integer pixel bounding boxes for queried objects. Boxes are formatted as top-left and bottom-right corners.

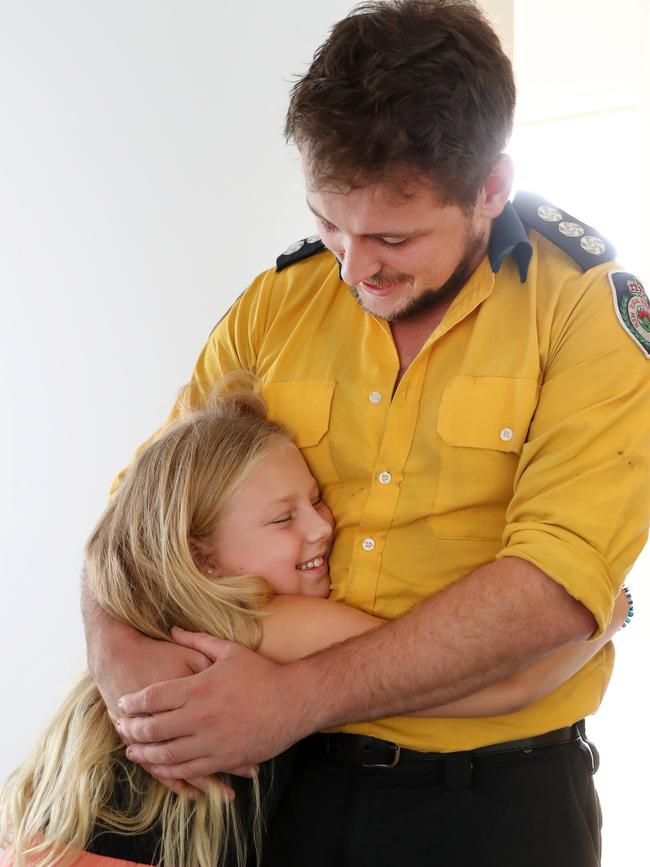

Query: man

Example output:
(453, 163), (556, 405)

(84, 1), (650, 864)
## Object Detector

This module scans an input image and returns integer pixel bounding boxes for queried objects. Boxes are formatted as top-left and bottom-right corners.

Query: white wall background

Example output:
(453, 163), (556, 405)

(508, 5), (650, 862)
(1, 1), (648, 863)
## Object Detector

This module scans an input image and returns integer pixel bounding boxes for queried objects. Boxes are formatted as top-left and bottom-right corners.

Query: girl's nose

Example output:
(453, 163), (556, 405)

(306, 503), (334, 543)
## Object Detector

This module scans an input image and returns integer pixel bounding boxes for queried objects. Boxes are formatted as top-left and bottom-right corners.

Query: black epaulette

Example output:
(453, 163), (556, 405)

(276, 235), (326, 271)
(513, 191), (616, 271)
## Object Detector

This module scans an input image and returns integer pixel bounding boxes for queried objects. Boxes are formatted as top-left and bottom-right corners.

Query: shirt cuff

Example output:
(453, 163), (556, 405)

(496, 523), (616, 639)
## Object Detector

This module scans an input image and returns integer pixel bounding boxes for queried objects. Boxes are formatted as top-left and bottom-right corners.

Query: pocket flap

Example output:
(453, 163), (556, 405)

(437, 376), (538, 453)
(262, 380), (335, 448)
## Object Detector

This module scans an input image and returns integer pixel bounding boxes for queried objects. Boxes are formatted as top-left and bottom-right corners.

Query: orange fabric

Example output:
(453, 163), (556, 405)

(0, 847), (151, 866)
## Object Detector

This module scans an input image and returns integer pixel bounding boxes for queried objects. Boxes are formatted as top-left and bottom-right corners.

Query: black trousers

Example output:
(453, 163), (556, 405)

(263, 736), (602, 867)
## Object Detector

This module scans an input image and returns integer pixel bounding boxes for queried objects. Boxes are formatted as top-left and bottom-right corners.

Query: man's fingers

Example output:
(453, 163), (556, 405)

(231, 765), (259, 778)
(141, 763), (224, 800)
(157, 776), (200, 799)
(183, 774), (222, 796)
(217, 782), (236, 802)
(174, 774), (236, 801)
(118, 676), (191, 716)
(126, 736), (201, 767)
(146, 757), (224, 780)
(159, 773), (236, 801)
(171, 626), (235, 662)
(140, 763), (197, 799)
(117, 708), (190, 743)
(186, 650), (214, 674)
(127, 741), (243, 785)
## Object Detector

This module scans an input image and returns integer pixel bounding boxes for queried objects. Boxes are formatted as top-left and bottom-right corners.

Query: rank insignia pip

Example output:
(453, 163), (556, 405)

(514, 192), (616, 270)
(276, 234), (326, 271)
(609, 270), (650, 358)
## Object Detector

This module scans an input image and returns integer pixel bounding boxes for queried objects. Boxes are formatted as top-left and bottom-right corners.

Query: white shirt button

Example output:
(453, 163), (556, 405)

(362, 538), (376, 552)
(500, 427), (514, 442)
(368, 391), (382, 404)
(378, 471), (392, 484)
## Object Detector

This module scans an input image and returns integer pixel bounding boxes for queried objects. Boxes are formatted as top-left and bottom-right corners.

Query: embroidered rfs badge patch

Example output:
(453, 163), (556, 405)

(609, 270), (650, 358)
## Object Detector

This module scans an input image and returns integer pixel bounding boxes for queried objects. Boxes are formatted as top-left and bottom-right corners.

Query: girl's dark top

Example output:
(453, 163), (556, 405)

(86, 750), (296, 866)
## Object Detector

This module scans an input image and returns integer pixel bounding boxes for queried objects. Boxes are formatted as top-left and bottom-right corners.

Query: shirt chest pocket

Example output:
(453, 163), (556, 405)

(262, 380), (340, 487)
(431, 376), (539, 540)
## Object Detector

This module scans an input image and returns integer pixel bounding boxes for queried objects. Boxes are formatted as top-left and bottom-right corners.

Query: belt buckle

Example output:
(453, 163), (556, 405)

(362, 743), (401, 768)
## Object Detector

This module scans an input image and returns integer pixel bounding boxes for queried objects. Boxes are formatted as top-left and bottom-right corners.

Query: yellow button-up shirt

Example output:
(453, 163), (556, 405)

(123, 196), (650, 752)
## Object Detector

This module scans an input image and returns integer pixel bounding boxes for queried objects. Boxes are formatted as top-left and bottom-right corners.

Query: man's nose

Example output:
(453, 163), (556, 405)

(338, 238), (381, 287)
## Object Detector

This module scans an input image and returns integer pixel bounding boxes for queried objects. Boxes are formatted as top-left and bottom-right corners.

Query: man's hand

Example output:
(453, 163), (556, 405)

(85, 602), (231, 797)
(94, 628), (235, 797)
(83, 574), (261, 796)
(117, 627), (310, 778)
(92, 627), (213, 719)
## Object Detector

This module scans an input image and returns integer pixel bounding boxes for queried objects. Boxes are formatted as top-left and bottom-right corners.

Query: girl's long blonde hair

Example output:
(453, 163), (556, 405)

(0, 382), (290, 867)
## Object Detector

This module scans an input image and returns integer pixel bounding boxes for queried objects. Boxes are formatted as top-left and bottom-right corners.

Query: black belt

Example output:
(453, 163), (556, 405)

(303, 721), (596, 772)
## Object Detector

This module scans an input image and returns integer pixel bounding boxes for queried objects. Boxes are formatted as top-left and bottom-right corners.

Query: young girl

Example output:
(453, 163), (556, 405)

(0, 385), (628, 867)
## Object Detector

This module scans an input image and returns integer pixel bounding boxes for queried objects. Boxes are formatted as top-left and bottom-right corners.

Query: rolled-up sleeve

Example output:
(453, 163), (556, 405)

(496, 266), (650, 637)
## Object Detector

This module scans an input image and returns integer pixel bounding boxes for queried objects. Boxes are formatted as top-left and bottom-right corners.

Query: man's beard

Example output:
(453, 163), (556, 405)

(347, 228), (486, 322)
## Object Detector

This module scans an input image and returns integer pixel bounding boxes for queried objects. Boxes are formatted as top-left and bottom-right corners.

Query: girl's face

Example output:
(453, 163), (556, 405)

(205, 439), (334, 597)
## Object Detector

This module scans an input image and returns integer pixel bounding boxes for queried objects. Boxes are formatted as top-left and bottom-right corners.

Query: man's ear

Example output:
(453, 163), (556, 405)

(478, 153), (514, 219)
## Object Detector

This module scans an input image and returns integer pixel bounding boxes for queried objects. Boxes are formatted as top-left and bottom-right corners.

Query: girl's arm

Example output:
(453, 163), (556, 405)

(259, 589), (628, 717)
(259, 594), (382, 662)
(413, 588), (628, 716)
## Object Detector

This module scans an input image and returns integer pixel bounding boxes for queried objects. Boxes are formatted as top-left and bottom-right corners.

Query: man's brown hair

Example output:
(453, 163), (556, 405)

(285, 0), (516, 206)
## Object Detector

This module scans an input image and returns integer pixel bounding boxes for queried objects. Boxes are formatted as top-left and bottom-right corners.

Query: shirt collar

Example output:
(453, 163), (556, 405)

(488, 200), (532, 283)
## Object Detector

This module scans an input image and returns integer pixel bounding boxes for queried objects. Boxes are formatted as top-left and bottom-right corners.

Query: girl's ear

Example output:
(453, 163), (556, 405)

(189, 537), (216, 575)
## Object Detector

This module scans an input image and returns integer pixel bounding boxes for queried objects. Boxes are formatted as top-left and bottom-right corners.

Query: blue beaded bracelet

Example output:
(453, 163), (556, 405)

(620, 584), (634, 629)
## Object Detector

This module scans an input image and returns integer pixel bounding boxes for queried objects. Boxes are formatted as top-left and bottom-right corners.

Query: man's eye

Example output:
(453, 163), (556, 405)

(379, 237), (409, 248)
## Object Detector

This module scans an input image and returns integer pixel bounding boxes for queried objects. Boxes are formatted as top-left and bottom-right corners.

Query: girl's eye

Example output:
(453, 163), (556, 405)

(271, 515), (292, 525)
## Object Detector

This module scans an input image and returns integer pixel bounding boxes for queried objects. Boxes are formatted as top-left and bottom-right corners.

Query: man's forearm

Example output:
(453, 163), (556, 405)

(285, 556), (597, 735)
(81, 565), (139, 681)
